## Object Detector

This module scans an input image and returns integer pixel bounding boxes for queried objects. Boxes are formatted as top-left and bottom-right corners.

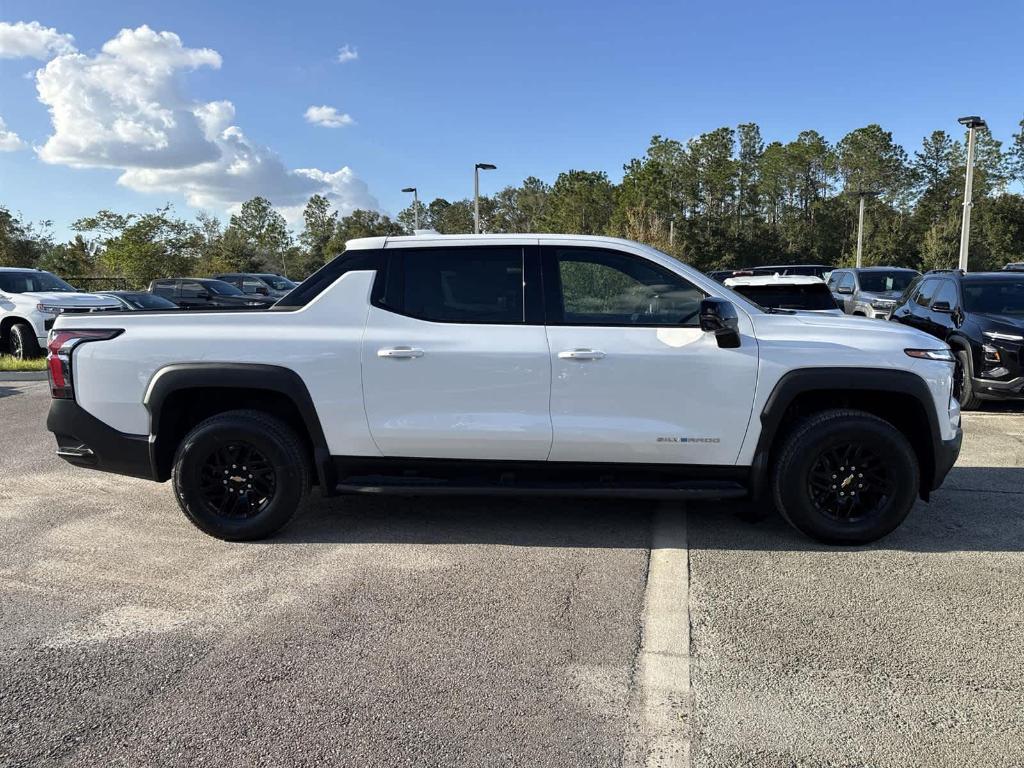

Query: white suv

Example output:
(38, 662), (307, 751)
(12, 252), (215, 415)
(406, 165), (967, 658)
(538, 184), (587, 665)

(0, 268), (122, 359)
(45, 234), (962, 545)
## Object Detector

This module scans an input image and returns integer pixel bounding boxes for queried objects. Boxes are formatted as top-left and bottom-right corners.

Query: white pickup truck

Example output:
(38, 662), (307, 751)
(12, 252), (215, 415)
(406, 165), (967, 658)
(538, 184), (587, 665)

(45, 234), (962, 544)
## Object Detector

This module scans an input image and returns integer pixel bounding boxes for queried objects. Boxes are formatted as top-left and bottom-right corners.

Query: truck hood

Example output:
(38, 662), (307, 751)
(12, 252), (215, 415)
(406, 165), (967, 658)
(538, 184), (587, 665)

(974, 312), (1024, 331)
(750, 311), (944, 350)
(23, 291), (122, 309)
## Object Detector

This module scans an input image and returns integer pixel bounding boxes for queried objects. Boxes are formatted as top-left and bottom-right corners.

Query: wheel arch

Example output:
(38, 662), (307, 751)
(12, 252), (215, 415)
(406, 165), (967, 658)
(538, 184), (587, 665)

(750, 368), (943, 503)
(145, 363), (335, 494)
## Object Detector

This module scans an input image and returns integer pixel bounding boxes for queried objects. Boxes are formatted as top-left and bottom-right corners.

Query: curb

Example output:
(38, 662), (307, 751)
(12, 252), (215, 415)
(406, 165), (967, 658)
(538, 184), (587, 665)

(0, 371), (48, 381)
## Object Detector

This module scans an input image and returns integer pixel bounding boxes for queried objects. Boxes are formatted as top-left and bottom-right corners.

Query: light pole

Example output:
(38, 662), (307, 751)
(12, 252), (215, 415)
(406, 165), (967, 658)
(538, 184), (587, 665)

(850, 190), (878, 268)
(957, 115), (986, 272)
(474, 163), (496, 234)
(669, 214), (676, 247)
(401, 187), (419, 230)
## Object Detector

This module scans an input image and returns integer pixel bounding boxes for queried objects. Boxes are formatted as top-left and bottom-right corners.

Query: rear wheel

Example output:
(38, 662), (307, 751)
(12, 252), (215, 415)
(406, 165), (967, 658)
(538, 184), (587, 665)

(772, 409), (919, 545)
(952, 348), (982, 411)
(9, 322), (41, 360)
(172, 409), (309, 540)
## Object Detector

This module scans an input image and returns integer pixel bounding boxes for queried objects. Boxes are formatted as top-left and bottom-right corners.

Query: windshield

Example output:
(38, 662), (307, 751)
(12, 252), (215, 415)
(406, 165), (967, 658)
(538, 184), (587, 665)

(962, 279), (1024, 315)
(258, 274), (296, 291)
(858, 271), (918, 293)
(0, 270), (77, 293)
(127, 293), (178, 309)
(731, 283), (838, 312)
(205, 280), (245, 296)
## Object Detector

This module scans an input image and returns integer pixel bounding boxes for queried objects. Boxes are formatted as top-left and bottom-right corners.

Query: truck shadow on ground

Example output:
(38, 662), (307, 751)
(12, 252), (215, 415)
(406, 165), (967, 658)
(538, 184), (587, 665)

(280, 465), (1024, 553)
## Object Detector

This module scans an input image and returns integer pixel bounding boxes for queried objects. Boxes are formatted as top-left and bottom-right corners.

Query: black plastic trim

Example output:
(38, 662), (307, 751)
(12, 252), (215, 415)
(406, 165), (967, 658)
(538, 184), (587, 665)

(47, 398), (157, 480)
(145, 363), (335, 493)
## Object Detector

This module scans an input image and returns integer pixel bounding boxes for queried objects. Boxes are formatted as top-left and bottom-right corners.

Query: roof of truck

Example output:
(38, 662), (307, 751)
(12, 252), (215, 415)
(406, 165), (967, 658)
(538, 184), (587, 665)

(344, 233), (655, 251)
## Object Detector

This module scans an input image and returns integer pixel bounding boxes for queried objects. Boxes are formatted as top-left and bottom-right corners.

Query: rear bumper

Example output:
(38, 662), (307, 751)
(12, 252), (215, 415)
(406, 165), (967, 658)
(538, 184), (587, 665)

(47, 398), (159, 481)
(930, 427), (962, 492)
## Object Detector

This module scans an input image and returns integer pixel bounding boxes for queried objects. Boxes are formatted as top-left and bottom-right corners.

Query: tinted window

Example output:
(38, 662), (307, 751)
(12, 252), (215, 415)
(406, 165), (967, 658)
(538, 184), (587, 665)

(858, 270), (919, 293)
(0, 270), (77, 293)
(731, 283), (838, 312)
(932, 281), (958, 309)
(151, 280), (177, 298)
(551, 248), (704, 326)
(205, 280), (244, 296)
(397, 247), (524, 324)
(914, 278), (938, 307)
(962, 279), (1024, 315)
(241, 278), (267, 294)
(257, 274), (296, 291)
(180, 280), (208, 299)
(127, 293), (178, 309)
(838, 273), (855, 291)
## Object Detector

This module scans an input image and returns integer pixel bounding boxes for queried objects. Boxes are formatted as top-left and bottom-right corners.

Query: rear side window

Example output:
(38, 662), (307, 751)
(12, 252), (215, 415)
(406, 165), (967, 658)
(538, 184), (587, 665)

(385, 247), (525, 324)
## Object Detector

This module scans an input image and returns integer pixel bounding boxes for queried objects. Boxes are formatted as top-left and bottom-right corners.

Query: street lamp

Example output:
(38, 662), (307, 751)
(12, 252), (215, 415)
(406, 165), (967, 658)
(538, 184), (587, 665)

(474, 163), (496, 234)
(957, 115), (986, 272)
(850, 189), (879, 268)
(401, 187), (419, 230)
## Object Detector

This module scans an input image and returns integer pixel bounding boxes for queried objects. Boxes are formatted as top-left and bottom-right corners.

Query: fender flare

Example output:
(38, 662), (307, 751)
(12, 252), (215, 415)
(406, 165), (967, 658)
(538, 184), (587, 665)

(749, 367), (943, 501)
(145, 363), (335, 493)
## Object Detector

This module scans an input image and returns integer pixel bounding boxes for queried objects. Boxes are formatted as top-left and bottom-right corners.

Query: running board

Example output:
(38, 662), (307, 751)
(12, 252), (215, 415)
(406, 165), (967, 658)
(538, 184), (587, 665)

(335, 478), (747, 500)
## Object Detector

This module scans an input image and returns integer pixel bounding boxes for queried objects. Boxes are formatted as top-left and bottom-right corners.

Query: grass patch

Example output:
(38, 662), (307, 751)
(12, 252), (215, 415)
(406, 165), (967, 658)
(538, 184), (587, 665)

(0, 355), (47, 372)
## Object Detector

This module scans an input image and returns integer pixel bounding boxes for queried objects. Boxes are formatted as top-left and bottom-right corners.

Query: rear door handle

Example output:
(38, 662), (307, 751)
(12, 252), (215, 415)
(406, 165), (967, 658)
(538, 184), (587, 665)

(558, 348), (606, 361)
(377, 346), (424, 359)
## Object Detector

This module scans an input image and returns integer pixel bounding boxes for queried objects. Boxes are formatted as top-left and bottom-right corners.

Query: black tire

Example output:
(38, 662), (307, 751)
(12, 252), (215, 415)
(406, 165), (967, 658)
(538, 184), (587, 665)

(772, 409), (919, 545)
(172, 409), (310, 541)
(9, 322), (41, 360)
(953, 348), (982, 411)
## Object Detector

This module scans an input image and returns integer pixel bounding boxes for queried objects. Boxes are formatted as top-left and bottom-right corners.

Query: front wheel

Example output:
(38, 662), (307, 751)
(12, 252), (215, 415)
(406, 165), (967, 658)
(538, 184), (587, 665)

(9, 322), (41, 360)
(772, 409), (919, 545)
(953, 348), (982, 411)
(172, 409), (310, 540)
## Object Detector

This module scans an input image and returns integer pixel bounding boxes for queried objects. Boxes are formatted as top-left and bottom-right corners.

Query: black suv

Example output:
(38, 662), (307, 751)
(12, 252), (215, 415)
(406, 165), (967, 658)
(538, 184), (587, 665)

(890, 270), (1024, 408)
(148, 279), (276, 310)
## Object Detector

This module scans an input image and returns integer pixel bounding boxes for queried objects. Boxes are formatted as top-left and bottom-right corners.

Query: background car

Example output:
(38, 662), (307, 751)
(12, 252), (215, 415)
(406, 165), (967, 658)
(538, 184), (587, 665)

(724, 275), (843, 315)
(214, 273), (298, 299)
(827, 267), (920, 319)
(709, 264), (835, 283)
(97, 291), (181, 311)
(1003, 262), (1024, 272)
(148, 278), (277, 310)
(890, 269), (1024, 409)
(0, 267), (121, 358)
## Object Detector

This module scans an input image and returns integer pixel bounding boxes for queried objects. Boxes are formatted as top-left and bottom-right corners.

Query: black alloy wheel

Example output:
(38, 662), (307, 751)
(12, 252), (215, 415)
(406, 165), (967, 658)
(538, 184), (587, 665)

(198, 442), (277, 519)
(807, 442), (892, 523)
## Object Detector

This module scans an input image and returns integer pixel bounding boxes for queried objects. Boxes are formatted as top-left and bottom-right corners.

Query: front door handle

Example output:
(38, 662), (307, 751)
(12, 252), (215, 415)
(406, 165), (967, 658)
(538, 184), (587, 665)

(558, 348), (606, 361)
(378, 346), (424, 359)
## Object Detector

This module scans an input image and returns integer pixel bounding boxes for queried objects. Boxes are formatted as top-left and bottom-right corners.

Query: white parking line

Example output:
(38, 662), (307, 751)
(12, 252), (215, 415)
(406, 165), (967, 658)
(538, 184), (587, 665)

(635, 503), (691, 767)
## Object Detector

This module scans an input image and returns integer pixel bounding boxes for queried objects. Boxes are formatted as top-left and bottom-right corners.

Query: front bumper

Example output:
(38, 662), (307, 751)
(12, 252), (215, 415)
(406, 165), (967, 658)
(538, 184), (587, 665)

(47, 398), (159, 481)
(972, 375), (1024, 401)
(930, 427), (963, 492)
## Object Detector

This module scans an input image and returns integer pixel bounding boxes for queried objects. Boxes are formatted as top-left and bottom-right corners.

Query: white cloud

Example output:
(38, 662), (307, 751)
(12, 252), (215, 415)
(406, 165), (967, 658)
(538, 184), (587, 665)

(304, 105), (355, 128)
(336, 44), (358, 63)
(0, 20), (76, 59)
(31, 24), (377, 215)
(0, 117), (26, 151)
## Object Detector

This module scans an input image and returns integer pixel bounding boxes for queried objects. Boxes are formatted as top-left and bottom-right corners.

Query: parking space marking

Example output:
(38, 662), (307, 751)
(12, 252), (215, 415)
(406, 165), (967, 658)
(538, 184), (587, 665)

(636, 503), (691, 767)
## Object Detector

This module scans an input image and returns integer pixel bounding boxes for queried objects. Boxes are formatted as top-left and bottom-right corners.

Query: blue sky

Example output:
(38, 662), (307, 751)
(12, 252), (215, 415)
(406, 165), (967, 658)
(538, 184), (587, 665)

(1, 0), (1022, 239)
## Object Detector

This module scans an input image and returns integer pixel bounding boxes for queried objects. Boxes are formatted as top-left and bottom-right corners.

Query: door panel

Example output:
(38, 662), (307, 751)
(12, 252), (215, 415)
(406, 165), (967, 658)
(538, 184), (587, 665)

(542, 246), (759, 465)
(360, 246), (552, 461)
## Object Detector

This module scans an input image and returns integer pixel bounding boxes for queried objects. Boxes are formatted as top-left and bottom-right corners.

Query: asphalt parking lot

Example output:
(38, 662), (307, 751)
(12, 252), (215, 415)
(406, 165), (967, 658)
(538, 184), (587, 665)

(2, 379), (1023, 767)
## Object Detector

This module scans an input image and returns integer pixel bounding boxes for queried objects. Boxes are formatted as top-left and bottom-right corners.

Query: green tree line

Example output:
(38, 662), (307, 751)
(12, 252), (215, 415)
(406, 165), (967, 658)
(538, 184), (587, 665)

(3, 119), (1024, 287)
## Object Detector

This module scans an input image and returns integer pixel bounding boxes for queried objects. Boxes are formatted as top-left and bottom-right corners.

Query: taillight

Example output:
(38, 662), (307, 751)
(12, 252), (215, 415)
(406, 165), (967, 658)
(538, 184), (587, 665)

(47, 329), (122, 400)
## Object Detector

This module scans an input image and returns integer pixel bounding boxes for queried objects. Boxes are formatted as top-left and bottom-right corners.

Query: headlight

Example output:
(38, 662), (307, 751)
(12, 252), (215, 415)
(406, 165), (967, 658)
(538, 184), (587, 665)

(871, 299), (896, 310)
(983, 330), (1024, 342)
(905, 348), (955, 362)
(36, 303), (65, 315)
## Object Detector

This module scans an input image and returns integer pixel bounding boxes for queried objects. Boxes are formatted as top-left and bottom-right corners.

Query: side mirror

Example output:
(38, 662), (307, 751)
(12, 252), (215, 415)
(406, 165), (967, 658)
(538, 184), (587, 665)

(699, 298), (741, 349)
(930, 301), (952, 313)
(837, 285), (853, 295)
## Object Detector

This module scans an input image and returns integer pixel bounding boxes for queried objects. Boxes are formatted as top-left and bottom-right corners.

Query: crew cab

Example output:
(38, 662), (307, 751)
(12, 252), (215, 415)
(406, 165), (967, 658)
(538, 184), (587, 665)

(0, 267), (121, 359)
(46, 235), (962, 545)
